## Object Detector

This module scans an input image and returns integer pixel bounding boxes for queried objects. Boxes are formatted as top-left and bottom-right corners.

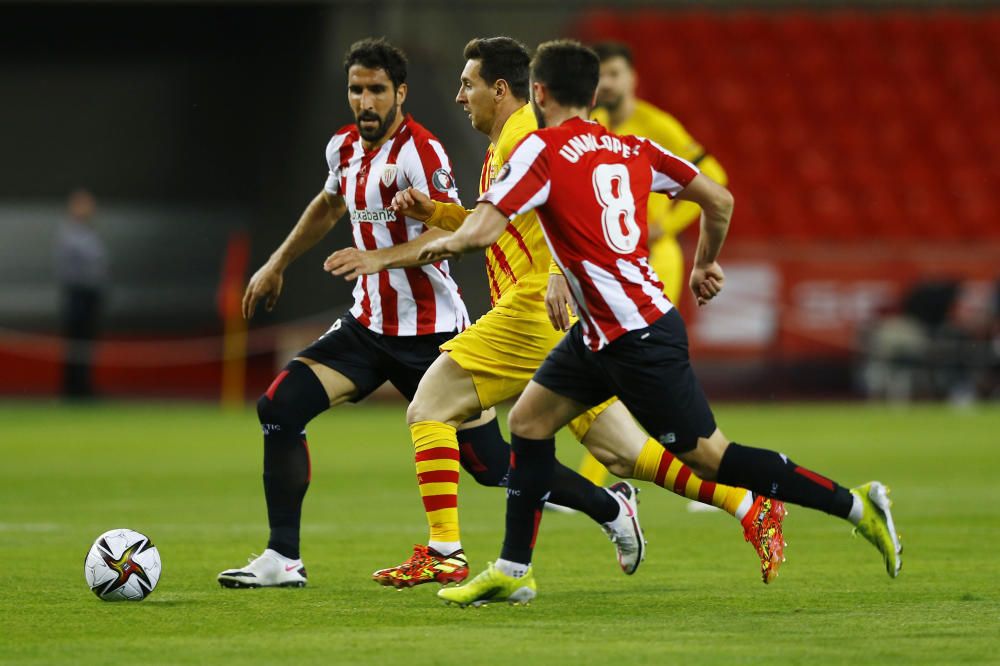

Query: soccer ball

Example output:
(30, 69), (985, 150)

(84, 528), (161, 601)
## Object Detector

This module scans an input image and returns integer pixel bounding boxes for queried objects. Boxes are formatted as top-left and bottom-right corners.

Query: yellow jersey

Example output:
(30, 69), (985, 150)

(426, 104), (551, 317)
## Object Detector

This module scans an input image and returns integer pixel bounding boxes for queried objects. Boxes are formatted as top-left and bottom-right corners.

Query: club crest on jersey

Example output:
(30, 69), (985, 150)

(379, 164), (398, 188)
(431, 168), (455, 193)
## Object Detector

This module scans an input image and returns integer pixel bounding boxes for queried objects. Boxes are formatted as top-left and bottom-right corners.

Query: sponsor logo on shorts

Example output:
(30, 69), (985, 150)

(262, 423), (282, 434)
(658, 432), (677, 446)
(431, 168), (455, 192)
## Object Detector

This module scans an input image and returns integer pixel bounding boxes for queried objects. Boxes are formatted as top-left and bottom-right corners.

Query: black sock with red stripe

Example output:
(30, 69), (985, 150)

(257, 361), (330, 560)
(457, 418), (511, 487)
(458, 419), (619, 525)
(717, 442), (854, 518)
(500, 434), (556, 565)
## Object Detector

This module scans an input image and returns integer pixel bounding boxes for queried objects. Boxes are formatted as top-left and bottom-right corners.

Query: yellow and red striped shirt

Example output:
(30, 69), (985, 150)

(427, 104), (552, 317)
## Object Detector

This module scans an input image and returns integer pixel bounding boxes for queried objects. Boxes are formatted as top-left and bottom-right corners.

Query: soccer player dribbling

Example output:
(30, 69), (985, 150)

(219, 37), (641, 590)
(418, 40), (901, 606)
(344, 37), (786, 585)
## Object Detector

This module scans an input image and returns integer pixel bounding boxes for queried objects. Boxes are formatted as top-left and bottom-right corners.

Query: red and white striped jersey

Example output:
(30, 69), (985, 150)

(324, 115), (469, 336)
(481, 117), (699, 350)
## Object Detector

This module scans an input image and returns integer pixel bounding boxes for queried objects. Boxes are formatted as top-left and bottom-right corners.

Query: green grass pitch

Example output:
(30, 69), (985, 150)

(1, 401), (998, 665)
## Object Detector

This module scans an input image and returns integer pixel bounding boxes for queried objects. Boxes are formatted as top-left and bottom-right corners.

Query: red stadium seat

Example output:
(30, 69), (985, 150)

(574, 10), (999, 242)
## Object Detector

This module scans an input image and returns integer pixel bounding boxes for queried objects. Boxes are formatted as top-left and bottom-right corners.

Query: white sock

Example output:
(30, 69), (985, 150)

(495, 558), (529, 578)
(847, 492), (864, 526)
(428, 541), (462, 556)
(733, 493), (755, 521)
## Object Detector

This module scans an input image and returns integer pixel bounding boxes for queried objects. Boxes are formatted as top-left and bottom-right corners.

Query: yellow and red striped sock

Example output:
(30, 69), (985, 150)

(634, 439), (753, 519)
(410, 420), (462, 548)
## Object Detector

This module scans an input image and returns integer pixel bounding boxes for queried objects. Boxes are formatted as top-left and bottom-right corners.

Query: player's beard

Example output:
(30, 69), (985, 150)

(531, 99), (546, 129)
(595, 91), (623, 111)
(356, 104), (398, 142)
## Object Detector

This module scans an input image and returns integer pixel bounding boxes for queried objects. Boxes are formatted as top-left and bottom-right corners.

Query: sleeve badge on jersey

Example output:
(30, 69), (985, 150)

(379, 164), (398, 188)
(431, 168), (456, 193)
(494, 162), (512, 184)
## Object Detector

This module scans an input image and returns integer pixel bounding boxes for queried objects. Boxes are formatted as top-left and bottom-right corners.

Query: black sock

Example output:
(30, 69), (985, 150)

(717, 442), (855, 518)
(549, 463), (619, 524)
(262, 432), (311, 560)
(500, 434), (556, 565)
(257, 361), (330, 559)
(457, 418), (511, 487)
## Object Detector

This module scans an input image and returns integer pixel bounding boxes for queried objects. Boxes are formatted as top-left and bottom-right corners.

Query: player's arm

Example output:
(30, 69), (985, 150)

(674, 173), (734, 307)
(323, 226), (452, 280)
(421, 133), (551, 264)
(417, 202), (509, 263)
(390, 186), (471, 231)
(243, 190), (346, 319)
(660, 154), (727, 237)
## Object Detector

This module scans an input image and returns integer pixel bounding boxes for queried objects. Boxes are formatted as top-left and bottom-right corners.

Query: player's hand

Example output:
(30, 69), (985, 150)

(417, 236), (456, 264)
(545, 274), (576, 331)
(689, 262), (725, 307)
(323, 248), (385, 280)
(242, 262), (284, 319)
(390, 187), (435, 221)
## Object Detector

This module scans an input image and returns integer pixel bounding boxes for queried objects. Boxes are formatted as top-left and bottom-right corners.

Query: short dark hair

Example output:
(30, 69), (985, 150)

(591, 41), (634, 67)
(343, 37), (408, 88)
(463, 36), (530, 100)
(530, 40), (600, 108)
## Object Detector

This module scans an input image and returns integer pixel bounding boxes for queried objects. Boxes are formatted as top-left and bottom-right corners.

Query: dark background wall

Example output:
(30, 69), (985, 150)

(0, 2), (578, 332)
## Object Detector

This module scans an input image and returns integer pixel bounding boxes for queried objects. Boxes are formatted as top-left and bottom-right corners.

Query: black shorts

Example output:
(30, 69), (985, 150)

(533, 309), (716, 454)
(296, 313), (456, 402)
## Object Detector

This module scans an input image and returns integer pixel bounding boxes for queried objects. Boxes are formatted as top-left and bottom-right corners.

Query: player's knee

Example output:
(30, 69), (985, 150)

(604, 456), (635, 478)
(583, 445), (633, 477)
(405, 396), (429, 426)
(407, 387), (471, 427)
(257, 362), (329, 430)
(256, 393), (276, 425)
(508, 403), (550, 440)
(679, 430), (729, 481)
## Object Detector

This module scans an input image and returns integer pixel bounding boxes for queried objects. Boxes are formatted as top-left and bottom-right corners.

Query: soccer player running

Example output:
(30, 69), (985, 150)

(422, 40), (901, 606)
(333, 37), (785, 585)
(564, 41), (730, 487)
(219, 37), (627, 590)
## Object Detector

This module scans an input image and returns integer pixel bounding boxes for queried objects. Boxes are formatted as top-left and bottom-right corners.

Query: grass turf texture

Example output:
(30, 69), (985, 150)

(1, 402), (998, 665)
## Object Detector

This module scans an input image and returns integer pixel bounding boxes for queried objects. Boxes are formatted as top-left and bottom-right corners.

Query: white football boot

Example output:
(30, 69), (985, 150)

(218, 549), (307, 588)
(601, 481), (646, 575)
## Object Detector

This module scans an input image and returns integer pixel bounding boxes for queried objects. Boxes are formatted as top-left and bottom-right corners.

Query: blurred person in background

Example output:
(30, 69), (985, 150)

(861, 279), (999, 403)
(55, 188), (108, 399)
(570, 41), (729, 486)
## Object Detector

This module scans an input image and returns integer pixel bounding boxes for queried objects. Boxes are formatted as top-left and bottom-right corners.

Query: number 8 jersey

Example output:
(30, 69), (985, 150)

(480, 117), (699, 351)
